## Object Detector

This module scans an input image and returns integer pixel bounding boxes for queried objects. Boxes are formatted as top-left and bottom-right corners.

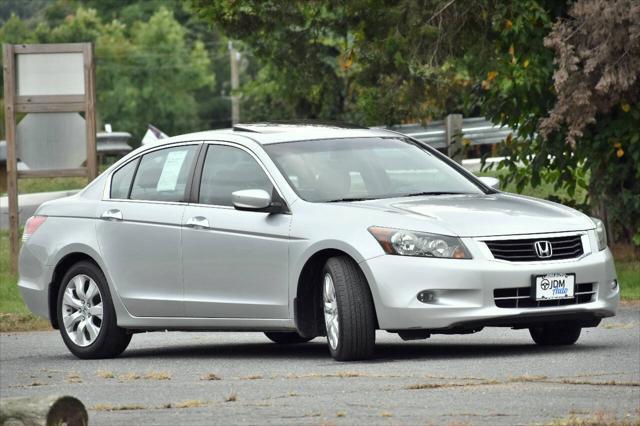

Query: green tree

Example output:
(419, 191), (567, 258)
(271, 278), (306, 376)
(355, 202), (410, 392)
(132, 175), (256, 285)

(123, 8), (214, 137)
(192, 0), (493, 124)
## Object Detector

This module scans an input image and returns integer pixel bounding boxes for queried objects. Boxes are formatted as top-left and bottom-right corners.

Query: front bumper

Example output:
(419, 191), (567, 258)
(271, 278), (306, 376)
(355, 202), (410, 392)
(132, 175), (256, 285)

(361, 244), (619, 331)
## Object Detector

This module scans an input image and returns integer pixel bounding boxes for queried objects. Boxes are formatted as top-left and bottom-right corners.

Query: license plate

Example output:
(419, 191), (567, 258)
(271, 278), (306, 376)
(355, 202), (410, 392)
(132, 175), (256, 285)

(532, 273), (575, 301)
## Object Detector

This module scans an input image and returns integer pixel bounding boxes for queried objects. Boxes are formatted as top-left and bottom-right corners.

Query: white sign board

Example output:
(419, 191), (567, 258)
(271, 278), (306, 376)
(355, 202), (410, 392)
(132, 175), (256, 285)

(16, 53), (85, 96)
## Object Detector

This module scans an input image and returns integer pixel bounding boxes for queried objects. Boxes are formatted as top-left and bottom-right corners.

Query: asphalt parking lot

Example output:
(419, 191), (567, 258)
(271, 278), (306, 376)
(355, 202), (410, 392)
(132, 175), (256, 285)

(1, 307), (638, 426)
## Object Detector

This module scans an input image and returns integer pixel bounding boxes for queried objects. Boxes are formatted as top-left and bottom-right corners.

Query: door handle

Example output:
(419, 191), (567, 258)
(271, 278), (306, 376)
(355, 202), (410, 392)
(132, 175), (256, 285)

(101, 209), (123, 221)
(185, 216), (210, 229)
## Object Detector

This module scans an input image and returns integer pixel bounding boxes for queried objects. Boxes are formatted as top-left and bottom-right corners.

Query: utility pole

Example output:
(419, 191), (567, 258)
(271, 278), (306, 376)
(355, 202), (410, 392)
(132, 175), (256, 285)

(228, 41), (240, 125)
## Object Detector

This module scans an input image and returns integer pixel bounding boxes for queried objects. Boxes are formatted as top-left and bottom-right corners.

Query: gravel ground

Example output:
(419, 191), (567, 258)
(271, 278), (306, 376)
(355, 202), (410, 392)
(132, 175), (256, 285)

(1, 307), (639, 426)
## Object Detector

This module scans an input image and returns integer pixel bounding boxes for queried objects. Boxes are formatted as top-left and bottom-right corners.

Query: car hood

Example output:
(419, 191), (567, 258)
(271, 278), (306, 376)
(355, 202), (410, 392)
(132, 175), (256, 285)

(344, 193), (594, 237)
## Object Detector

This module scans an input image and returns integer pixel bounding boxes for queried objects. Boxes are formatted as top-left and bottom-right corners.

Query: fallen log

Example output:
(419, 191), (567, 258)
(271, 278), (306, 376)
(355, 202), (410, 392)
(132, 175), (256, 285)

(0, 395), (87, 426)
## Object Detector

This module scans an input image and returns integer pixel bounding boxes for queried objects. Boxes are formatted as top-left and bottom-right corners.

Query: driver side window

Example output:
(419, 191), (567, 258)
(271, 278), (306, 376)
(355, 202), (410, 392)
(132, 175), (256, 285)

(198, 145), (273, 206)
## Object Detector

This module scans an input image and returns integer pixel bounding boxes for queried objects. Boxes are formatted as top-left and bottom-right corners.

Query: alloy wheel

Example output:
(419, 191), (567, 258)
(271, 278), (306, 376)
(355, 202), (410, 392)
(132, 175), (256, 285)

(61, 274), (103, 347)
(323, 273), (340, 350)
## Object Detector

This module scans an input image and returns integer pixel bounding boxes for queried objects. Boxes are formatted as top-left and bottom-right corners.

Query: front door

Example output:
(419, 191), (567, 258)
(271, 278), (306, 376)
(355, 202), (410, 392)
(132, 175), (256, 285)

(182, 143), (291, 318)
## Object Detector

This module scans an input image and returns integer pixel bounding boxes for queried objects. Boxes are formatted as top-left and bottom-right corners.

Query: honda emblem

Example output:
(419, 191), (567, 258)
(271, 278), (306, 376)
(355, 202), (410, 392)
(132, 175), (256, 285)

(534, 240), (553, 258)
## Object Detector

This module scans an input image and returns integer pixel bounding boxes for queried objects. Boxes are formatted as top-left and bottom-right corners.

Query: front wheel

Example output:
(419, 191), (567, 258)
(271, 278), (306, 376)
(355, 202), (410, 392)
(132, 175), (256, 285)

(264, 331), (314, 344)
(322, 256), (376, 361)
(57, 261), (131, 359)
(529, 323), (582, 346)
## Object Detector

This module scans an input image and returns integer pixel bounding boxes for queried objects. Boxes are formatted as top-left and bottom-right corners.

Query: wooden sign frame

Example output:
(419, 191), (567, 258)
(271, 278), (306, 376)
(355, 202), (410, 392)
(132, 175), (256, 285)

(3, 43), (97, 273)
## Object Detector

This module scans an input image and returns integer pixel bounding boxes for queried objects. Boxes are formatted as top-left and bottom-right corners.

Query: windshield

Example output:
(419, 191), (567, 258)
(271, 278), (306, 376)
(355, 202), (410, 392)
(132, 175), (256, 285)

(264, 137), (484, 202)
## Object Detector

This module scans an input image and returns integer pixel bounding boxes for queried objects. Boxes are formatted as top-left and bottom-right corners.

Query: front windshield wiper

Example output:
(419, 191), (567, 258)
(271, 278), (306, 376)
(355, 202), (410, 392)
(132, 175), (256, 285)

(400, 191), (471, 197)
(324, 197), (378, 203)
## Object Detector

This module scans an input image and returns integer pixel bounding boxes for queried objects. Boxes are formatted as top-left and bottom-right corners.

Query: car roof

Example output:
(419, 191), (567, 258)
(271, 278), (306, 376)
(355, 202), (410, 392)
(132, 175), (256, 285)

(158, 122), (398, 146)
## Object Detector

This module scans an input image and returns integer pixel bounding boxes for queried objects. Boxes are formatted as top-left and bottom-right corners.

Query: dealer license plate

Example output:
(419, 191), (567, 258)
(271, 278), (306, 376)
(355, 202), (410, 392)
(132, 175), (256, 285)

(532, 273), (575, 301)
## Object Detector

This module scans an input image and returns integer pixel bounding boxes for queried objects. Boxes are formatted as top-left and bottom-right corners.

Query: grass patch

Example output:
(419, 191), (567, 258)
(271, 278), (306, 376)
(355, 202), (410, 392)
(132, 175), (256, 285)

(286, 371), (371, 379)
(114, 371), (171, 381)
(508, 374), (548, 383)
(67, 373), (82, 384)
(144, 371), (171, 380)
(407, 380), (500, 390)
(200, 373), (222, 381)
(92, 404), (145, 412)
(602, 322), (636, 330)
(2, 164), (110, 196)
(0, 313), (50, 332)
(617, 261), (640, 300)
(164, 400), (206, 409)
(241, 374), (263, 380)
(476, 169), (589, 204)
(0, 231), (24, 314)
(508, 376), (638, 387)
(118, 372), (141, 381)
(97, 370), (115, 379)
(13, 177), (88, 196)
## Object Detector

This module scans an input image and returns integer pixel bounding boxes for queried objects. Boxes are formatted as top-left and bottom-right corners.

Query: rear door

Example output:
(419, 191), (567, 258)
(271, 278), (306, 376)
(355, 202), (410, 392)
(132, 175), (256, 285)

(181, 143), (291, 318)
(96, 143), (200, 317)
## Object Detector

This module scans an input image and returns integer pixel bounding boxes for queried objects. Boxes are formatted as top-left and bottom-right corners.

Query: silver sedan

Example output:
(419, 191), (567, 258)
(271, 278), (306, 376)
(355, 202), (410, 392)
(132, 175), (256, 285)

(18, 123), (619, 361)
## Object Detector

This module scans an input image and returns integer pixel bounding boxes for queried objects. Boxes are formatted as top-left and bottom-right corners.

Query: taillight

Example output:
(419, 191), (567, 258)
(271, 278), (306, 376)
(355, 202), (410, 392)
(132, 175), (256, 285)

(22, 216), (47, 241)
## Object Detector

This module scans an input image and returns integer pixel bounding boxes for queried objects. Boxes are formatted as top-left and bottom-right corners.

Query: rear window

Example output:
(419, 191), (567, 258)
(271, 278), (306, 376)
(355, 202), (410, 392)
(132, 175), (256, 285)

(128, 145), (198, 202)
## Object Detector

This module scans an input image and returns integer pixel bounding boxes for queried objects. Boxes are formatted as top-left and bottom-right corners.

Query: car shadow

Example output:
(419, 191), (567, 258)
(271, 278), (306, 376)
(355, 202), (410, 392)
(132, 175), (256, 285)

(118, 339), (608, 362)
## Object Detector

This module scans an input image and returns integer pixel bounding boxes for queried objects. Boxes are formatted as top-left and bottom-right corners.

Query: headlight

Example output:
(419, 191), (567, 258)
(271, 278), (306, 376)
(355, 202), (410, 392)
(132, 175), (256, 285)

(368, 226), (471, 259)
(591, 217), (607, 251)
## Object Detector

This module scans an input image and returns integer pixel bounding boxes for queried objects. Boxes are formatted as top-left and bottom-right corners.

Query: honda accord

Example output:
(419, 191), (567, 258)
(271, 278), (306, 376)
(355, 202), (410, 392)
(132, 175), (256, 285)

(18, 123), (619, 360)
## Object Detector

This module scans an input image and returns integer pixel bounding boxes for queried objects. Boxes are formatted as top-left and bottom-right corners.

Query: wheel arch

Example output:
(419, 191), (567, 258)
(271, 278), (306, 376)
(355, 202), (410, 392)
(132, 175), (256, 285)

(294, 247), (379, 338)
(48, 252), (101, 329)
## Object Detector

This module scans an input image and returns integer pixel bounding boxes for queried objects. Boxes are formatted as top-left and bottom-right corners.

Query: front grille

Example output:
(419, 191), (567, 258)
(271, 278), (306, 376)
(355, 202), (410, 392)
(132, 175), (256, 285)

(484, 235), (584, 262)
(494, 283), (596, 308)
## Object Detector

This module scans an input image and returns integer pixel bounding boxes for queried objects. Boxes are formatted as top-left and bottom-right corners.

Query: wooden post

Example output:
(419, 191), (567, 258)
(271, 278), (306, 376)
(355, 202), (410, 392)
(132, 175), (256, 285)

(0, 395), (88, 426)
(3, 43), (97, 272)
(3, 44), (19, 274)
(445, 113), (464, 164)
(83, 43), (98, 180)
(0, 162), (6, 193)
(229, 41), (240, 125)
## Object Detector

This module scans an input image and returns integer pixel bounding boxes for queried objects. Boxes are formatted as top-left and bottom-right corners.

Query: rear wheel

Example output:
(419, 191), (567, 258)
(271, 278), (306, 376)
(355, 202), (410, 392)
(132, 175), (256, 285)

(264, 331), (314, 344)
(529, 323), (582, 346)
(322, 256), (376, 361)
(57, 261), (131, 359)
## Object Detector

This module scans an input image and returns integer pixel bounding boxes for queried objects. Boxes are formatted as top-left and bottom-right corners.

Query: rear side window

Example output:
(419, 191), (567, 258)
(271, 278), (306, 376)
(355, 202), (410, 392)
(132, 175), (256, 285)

(129, 145), (198, 202)
(110, 159), (138, 199)
(199, 145), (273, 206)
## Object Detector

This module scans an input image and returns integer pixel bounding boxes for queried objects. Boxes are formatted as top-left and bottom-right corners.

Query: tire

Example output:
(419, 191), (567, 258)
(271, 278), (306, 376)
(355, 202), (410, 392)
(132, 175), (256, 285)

(57, 261), (131, 359)
(529, 322), (582, 346)
(264, 331), (314, 344)
(322, 256), (376, 361)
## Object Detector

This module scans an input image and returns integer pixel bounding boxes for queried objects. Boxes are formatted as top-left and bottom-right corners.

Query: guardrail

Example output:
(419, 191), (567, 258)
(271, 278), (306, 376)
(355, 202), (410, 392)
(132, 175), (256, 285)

(382, 116), (513, 150)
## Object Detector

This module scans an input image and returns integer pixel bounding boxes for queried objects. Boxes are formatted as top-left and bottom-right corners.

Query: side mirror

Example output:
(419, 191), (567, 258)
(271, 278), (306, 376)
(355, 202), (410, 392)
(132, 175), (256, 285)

(231, 189), (275, 212)
(478, 176), (500, 190)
